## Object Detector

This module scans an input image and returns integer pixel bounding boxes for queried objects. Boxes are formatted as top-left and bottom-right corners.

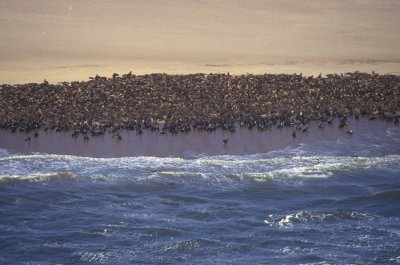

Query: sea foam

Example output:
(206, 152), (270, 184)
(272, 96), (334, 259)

(0, 148), (399, 184)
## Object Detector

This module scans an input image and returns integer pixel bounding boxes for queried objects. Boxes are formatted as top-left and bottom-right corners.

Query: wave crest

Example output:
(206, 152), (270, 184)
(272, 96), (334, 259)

(0, 151), (399, 184)
(264, 210), (376, 228)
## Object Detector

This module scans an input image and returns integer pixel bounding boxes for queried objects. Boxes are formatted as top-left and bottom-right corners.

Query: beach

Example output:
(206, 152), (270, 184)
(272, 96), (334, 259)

(1, 0), (400, 84)
(1, 1), (400, 264)
(0, 72), (399, 157)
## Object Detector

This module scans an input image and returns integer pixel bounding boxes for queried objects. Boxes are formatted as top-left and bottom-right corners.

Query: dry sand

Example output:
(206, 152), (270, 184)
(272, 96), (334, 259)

(1, 0), (400, 84)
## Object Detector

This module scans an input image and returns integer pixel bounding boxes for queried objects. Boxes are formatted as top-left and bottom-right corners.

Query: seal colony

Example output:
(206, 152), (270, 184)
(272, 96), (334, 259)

(0, 72), (399, 141)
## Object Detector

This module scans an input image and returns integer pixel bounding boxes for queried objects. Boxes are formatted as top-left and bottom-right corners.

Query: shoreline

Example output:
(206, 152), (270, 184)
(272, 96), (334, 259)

(0, 118), (396, 157)
(1, 72), (399, 134)
(1, 72), (399, 157)
(2, 60), (400, 86)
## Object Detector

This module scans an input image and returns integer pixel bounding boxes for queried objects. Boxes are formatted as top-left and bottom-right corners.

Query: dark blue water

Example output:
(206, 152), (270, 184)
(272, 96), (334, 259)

(1, 127), (400, 264)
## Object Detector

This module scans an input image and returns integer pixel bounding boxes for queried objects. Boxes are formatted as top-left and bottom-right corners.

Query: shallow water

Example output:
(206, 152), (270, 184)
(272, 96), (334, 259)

(1, 126), (400, 264)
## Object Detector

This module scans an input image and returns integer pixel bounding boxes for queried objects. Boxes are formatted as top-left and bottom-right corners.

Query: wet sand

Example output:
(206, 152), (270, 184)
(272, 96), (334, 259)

(0, 118), (395, 157)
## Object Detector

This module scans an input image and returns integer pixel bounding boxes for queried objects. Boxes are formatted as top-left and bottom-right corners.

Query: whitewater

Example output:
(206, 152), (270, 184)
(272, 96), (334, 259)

(1, 126), (400, 264)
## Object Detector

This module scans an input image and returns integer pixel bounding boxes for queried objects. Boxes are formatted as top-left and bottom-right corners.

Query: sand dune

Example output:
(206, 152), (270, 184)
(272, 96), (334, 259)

(1, 0), (399, 84)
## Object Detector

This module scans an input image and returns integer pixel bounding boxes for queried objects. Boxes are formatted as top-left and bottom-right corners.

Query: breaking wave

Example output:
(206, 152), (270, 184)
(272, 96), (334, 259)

(0, 148), (399, 184)
(264, 210), (377, 228)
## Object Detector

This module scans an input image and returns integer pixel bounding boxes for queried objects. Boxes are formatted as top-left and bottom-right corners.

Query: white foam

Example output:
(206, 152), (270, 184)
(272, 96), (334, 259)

(1, 151), (399, 183)
(265, 211), (377, 228)
(0, 172), (75, 183)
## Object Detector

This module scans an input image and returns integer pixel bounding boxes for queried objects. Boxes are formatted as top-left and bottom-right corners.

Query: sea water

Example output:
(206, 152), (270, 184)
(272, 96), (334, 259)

(1, 127), (400, 264)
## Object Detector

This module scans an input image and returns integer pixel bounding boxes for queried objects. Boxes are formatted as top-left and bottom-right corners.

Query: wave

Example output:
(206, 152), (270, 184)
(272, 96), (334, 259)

(0, 149), (399, 184)
(0, 172), (76, 184)
(163, 238), (221, 252)
(264, 210), (377, 228)
(374, 189), (400, 202)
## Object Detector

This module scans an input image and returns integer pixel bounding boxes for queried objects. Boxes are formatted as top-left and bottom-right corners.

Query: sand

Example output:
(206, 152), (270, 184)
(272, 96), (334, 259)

(1, 1), (399, 156)
(1, 0), (400, 84)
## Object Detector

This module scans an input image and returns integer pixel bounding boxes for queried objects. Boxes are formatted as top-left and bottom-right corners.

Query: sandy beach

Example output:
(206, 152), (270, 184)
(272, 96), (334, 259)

(0, 1), (399, 156)
(1, 0), (400, 84)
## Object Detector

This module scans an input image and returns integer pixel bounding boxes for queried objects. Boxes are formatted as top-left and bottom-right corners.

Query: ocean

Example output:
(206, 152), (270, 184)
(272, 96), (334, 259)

(1, 125), (400, 264)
